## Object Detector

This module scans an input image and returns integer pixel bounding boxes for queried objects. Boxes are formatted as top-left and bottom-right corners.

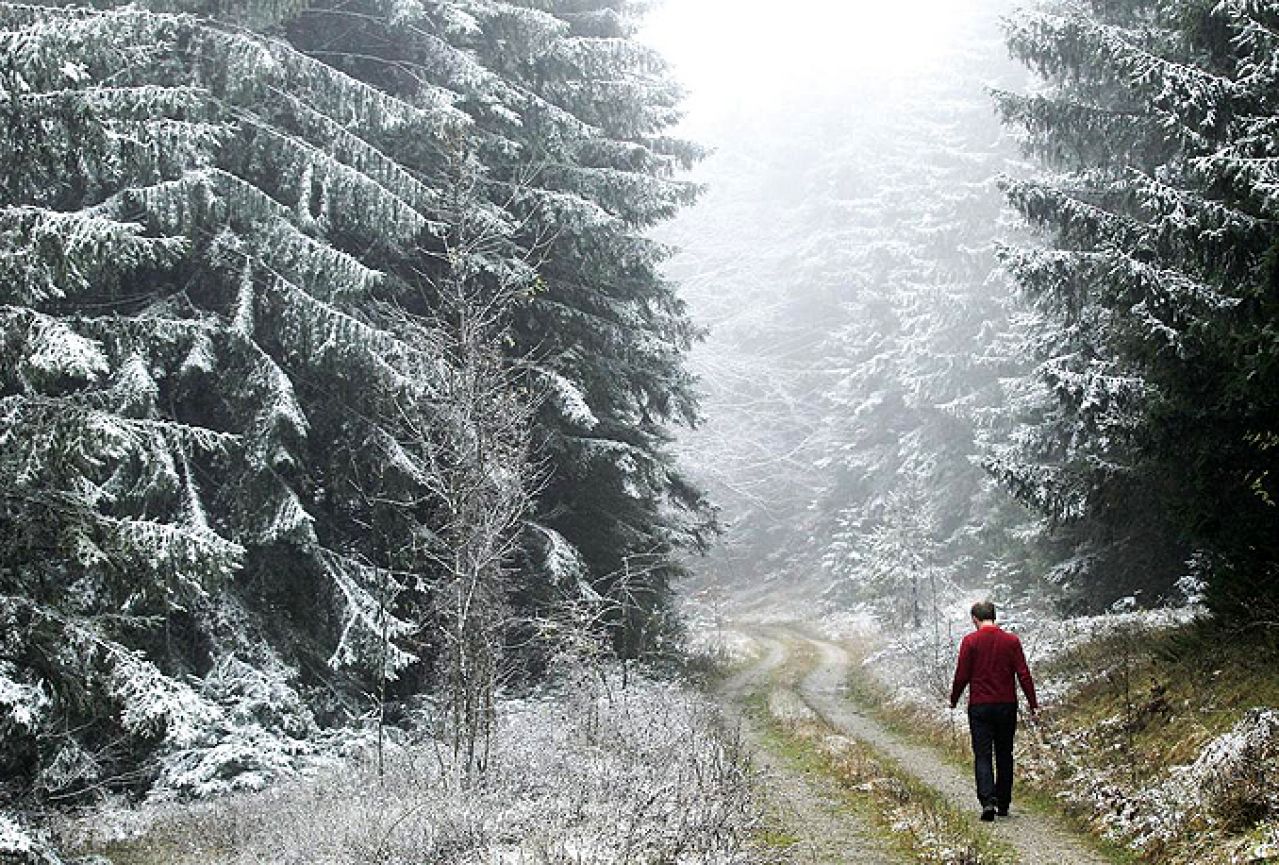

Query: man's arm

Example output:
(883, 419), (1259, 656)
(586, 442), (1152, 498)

(949, 637), (971, 708)
(1013, 637), (1038, 712)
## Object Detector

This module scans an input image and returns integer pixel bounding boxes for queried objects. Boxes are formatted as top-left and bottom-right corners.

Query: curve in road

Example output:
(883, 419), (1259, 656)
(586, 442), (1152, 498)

(718, 634), (909, 865)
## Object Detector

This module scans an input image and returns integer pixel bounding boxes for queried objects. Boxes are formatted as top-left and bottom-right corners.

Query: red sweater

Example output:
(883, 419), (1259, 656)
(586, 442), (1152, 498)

(949, 624), (1038, 710)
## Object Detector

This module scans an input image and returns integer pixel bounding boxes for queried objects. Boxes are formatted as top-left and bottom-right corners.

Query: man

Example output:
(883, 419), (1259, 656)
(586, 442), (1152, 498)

(948, 600), (1038, 822)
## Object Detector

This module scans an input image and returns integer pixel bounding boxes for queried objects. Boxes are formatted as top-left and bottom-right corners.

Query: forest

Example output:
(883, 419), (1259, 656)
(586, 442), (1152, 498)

(1, 0), (1278, 863)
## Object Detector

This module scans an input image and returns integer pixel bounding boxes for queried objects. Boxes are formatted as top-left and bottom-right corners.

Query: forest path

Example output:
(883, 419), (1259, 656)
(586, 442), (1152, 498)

(717, 633), (907, 865)
(732, 623), (1116, 865)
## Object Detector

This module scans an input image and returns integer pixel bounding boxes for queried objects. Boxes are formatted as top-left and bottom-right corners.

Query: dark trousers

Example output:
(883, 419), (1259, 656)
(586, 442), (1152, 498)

(968, 702), (1018, 808)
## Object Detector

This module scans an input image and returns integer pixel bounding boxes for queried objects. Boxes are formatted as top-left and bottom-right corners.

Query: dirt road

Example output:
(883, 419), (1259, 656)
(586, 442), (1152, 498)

(721, 625), (1116, 865)
(719, 633), (908, 865)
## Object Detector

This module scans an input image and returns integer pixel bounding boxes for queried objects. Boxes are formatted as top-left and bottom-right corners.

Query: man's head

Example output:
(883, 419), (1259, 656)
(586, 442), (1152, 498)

(970, 600), (996, 624)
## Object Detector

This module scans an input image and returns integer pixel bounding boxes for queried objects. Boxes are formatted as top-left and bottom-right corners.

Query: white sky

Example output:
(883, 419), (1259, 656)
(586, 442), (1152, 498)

(640, 0), (971, 132)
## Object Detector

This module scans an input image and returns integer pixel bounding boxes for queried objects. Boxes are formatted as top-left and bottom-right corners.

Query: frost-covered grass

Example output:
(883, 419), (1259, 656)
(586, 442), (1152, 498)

(1019, 617), (1279, 863)
(848, 607), (1279, 864)
(55, 672), (758, 865)
(1, 812), (61, 865)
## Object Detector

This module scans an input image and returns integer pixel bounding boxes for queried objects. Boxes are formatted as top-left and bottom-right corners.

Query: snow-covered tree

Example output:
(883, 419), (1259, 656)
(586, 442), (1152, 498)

(804, 10), (1038, 608)
(484, 1), (713, 661)
(285, 0), (712, 664)
(659, 136), (833, 605)
(0, 0), (470, 798)
(663, 0), (1043, 618)
(991, 0), (1279, 618)
(1, 0), (707, 805)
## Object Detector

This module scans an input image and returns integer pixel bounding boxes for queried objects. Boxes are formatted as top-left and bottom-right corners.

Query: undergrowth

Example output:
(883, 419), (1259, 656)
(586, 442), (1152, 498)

(50, 672), (759, 865)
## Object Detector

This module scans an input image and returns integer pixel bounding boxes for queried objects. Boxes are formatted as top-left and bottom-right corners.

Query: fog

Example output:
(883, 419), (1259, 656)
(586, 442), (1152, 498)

(643, 0), (1035, 616)
(643, 0), (971, 124)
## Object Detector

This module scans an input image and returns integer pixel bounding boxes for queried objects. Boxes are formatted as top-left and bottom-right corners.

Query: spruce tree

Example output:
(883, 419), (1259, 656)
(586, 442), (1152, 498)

(0, 0), (708, 805)
(285, 0), (713, 663)
(0, 0), (535, 801)
(662, 0), (1041, 615)
(810, 91), (1036, 610)
(991, 0), (1279, 617)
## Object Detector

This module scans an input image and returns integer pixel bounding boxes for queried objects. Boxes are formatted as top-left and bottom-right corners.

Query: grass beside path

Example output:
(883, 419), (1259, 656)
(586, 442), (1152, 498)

(57, 673), (759, 865)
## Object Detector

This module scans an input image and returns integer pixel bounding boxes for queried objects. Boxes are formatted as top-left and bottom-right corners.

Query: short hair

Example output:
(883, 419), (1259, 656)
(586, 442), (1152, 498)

(971, 600), (997, 622)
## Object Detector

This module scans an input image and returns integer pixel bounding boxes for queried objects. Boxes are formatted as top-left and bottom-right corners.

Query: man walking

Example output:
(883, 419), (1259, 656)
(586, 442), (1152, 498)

(949, 600), (1038, 821)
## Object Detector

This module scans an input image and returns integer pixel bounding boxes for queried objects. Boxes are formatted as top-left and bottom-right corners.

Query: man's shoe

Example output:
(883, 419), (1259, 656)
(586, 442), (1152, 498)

(980, 806), (996, 822)
(996, 806), (1010, 817)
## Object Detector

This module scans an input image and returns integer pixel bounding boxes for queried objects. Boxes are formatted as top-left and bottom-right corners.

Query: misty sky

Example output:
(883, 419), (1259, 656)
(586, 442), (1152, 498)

(641, 0), (976, 134)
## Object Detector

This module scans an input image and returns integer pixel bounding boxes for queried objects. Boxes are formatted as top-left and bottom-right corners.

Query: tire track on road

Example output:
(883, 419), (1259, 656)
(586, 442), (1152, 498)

(785, 627), (1115, 865)
(718, 632), (908, 865)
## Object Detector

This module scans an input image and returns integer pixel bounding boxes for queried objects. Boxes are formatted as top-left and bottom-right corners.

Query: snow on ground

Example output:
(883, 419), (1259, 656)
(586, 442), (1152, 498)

(56, 670), (759, 865)
(1, 812), (60, 865)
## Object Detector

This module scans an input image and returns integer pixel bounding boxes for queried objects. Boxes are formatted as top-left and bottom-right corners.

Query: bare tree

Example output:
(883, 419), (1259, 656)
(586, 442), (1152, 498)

(401, 152), (545, 785)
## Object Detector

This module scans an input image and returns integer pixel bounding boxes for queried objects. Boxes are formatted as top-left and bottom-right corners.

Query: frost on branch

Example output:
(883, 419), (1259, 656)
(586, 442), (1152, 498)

(542, 369), (598, 430)
(0, 208), (186, 305)
(528, 523), (588, 586)
(321, 553), (418, 681)
(0, 661), (49, 736)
